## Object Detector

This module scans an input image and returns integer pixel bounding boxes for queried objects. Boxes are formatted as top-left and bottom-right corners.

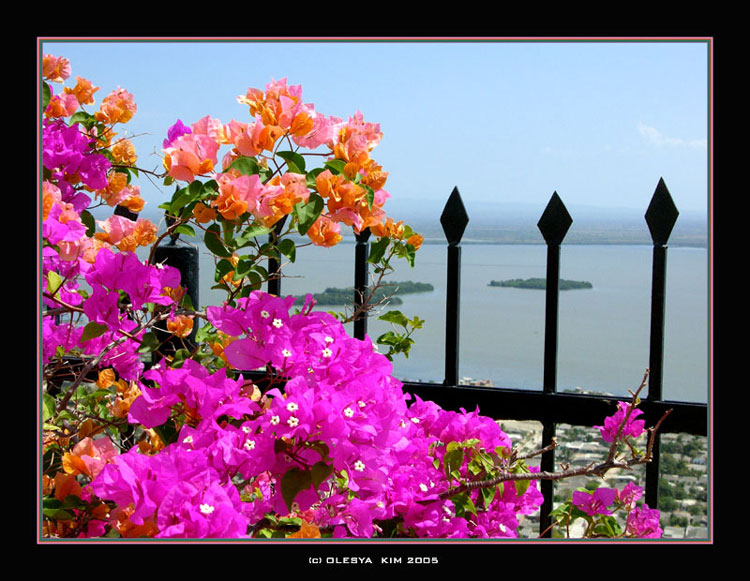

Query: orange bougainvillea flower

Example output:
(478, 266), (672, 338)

(370, 216), (405, 239)
(45, 93), (80, 118)
(167, 314), (194, 338)
(95, 369), (115, 393)
(133, 218), (157, 246)
(211, 332), (237, 365)
(137, 428), (165, 455)
(119, 193), (145, 213)
(110, 505), (159, 538)
(307, 215), (343, 247)
(97, 172), (128, 206)
(288, 521), (321, 538)
(53, 472), (82, 502)
(64, 76), (100, 106)
(407, 233), (424, 250)
(111, 138), (137, 165)
(193, 202), (217, 223)
(108, 379), (142, 419)
(42, 55), (71, 83)
(95, 87), (137, 125)
(63, 437), (118, 480)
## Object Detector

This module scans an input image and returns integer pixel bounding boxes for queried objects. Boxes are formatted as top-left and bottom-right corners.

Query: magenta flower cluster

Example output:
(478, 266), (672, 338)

(89, 291), (544, 538)
(43, 247), (181, 381)
(42, 118), (110, 206)
(594, 401), (646, 443)
(571, 480), (663, 538)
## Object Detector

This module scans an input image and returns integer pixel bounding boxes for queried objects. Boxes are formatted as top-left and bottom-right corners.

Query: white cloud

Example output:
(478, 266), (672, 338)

(637, 122), (707, 149)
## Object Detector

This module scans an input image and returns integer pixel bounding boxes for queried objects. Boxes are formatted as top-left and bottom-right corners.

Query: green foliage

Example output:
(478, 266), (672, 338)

(488, 278), (593, 290)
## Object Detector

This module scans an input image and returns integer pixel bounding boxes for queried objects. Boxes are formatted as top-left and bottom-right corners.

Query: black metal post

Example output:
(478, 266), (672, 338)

(440, 188), (469, 386)
(537, 192), (573, 537)
(153, 242), (200, 356)
(644, 178), (680, 510)
(445, 244), (461, 386)
(353, 228), (371, 341)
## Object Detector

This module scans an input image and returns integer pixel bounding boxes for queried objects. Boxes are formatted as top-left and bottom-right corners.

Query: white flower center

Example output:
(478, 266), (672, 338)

(286, 402), (298, 412)
(272, 318), (283, 328)
(244, 440), (256, 450)
(282, 349), (292, 358)
(354, 460), (365, 472)
(183, 435), (194, 444)
(287, 416), (299, 427)
(270, 415), (280, 425)
(343, 407), (354, 418)
(199, 503), (214, 515)
(321, 348), (333, 358)
(324, 336), (334, 343)
(260, 310), (270, 319)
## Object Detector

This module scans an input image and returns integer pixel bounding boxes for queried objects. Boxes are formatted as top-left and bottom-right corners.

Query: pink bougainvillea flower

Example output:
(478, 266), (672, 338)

(594, 401), (646, 443)
(42, 54), (71, 83)
(163, 132), (219, 183)
(572, 487), (617, 516)
(625, 504), (663, 538)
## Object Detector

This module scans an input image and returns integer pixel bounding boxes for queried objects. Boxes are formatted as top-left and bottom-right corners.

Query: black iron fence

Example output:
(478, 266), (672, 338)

(145, 177), (711, 537)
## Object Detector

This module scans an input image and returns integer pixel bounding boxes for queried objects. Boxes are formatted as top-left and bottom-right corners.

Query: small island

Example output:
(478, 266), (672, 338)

(293, 281), (434, 306)
(488, 278), (593, 290)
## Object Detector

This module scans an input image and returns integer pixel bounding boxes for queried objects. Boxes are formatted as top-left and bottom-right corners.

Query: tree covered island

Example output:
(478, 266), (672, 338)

(489, 278), (593, 290)
(292, 281), (434, 306)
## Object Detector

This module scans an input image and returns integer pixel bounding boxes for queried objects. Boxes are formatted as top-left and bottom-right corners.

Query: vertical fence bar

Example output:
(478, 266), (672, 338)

(537, 192), (573, 537)
(440, 188), (469, 386)
(353, 228), (371, 341)
(153, 241), (200, 356)
(644, 178), (679, 509)
(267, 216), (288, 297)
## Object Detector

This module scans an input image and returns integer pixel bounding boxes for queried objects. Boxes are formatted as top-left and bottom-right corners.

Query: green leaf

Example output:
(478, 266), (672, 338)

(204, 224), (232, 258)
(42, 82), (51, 112)
(324, 159), (347, 174)
(449, 492), (477, 519)
(281, 467), (312, 512)
(227, 156), (260, 176)
(276, 150), (306, 173)
(46, 271), (63, 296)
(294, 194), (324, 236)
(305, 167), (325, 189)
(214, 258), (235, 283)
(174, 224), (196, 238)
(69, 111), (95, 127)
(81, 321), (109, 342)
(368, 237), (390, 264)
(42, 393), (56, 421)
(481, 485), (497, 506)
(170, 180), (203, 215)
(363, 184), (375, 209)
(137, 332), (160, 354)
(444, 448), (464, 481)
(378, 310), (409, 328)
(277, 238), (296, 263)
(592, 516), (622, 538)
(311, 461), (334, 490)
(232, 255), (255, 281)
(80, 209), (96, 237)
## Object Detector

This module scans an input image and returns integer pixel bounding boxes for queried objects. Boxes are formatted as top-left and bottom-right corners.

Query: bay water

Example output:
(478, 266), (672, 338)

(196, 242), (709, 404)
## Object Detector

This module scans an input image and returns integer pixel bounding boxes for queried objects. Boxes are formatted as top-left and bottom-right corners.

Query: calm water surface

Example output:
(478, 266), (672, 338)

(197, 243), (709, 404)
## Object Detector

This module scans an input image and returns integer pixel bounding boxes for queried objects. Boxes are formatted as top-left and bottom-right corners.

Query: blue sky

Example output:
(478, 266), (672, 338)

(40, 39), (710, 221)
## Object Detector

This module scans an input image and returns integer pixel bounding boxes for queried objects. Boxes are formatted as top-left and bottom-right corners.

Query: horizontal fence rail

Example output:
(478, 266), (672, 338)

(74, 177), (709, 539)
